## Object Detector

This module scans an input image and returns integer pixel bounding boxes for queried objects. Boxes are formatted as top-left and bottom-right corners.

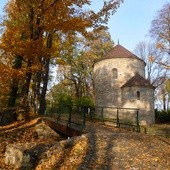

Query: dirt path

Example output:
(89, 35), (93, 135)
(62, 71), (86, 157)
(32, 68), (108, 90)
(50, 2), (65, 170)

(0, 119), (170, 170)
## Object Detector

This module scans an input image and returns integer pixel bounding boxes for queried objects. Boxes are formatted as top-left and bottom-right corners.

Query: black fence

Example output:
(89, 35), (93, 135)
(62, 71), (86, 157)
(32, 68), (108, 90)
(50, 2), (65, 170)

(47, 105), (140, 132)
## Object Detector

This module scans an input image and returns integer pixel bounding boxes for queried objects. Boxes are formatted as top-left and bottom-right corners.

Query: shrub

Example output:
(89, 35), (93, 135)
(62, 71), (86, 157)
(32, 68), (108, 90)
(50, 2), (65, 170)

(75, 96), (94, 107)
(58, 94), (73, 106)
(0, 108), (17, 126)
(155, 109), (170, 123)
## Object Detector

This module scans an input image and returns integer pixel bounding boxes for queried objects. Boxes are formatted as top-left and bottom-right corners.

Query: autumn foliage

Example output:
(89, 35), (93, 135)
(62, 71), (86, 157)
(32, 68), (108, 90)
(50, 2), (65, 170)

(0, 0), (123, 119)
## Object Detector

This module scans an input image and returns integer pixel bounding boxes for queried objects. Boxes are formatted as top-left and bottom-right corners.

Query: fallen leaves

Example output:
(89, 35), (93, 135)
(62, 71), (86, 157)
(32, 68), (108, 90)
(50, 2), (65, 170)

(0, 118), (170, 170)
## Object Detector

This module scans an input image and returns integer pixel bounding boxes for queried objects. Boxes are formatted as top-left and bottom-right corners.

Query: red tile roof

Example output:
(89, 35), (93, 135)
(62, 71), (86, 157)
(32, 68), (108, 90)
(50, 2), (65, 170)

(95, 44), (145, 64)
(121, 73), (155, 88)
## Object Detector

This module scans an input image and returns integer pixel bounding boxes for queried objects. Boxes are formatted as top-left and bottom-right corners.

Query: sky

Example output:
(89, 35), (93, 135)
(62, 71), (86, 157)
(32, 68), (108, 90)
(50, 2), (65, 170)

(0, 0), (169, 52)
(107, 0), (169, 52)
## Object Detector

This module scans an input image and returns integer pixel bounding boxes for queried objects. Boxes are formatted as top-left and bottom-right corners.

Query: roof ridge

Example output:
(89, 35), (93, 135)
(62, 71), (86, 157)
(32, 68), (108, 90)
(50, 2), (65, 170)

(121, 73), (155, 88)
(94, 44), (145, 64)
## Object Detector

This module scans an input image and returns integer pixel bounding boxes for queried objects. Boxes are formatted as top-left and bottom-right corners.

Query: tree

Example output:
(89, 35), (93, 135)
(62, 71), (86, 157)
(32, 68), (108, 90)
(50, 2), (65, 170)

(149, 3), (170, 110)
(0, 0), (123, 118)
(0, 51), (12, 110)
(134, 41), (168, 86)
(56, 29), (114, 99)
(149, 2), (170, 67)
(134, 41), (170, 111)
(165, 79), (170, 110)
(155, 78), (170, 111)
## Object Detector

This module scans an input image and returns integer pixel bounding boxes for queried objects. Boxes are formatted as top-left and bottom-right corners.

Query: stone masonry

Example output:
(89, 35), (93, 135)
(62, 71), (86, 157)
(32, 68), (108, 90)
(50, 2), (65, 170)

(94, 44), (155, 125)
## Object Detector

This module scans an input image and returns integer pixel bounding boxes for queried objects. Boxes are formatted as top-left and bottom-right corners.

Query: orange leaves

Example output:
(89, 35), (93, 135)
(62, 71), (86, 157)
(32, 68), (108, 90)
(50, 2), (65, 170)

(149, 3), (170, 55)
(148, 55), (155, 63)
(1, 0), (123, 63)
(0, 64), (11, 97)
(56, 58), (67, 65)
(156, 43), (164, 50)
(0, 0), (123, 110)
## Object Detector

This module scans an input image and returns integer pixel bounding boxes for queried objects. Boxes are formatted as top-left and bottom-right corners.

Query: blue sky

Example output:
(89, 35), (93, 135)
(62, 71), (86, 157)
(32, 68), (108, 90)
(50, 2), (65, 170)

(107, 0), (169, 51)
(0, 0), (169, 52)
(0, 0), (6, 13)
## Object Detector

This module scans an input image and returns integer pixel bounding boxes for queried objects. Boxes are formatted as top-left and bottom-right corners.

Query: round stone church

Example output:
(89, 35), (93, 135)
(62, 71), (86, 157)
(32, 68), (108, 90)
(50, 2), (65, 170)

(94, 44), (155, 125)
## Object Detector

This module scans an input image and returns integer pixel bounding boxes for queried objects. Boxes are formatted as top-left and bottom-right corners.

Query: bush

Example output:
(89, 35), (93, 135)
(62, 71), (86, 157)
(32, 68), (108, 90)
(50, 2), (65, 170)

(58, 94), (73, 106)
(0, 108), (17, 126)
(155, 109), (170, 123)
(75, 96), (94, 107)
(46, 94), (94, 116)
(55, 93), (73, 114)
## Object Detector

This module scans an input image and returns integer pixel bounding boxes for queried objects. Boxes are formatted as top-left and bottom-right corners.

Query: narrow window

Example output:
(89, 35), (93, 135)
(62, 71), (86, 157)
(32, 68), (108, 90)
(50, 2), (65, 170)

(137, 91), (140, 100)
(112, 68), (118, 79)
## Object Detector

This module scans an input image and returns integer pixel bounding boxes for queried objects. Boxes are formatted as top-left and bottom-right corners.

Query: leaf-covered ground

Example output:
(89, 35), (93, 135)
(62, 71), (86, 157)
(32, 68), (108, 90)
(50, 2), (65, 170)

(0, 118), (170, 170)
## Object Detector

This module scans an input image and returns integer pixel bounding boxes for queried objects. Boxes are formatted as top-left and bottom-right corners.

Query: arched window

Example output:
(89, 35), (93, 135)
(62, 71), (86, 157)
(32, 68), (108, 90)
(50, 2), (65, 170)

(112, 68), (118, 79)
(137, 91), (140, 100)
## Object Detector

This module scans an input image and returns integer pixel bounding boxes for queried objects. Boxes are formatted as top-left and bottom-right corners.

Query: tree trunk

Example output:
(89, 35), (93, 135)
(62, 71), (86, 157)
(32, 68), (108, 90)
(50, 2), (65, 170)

(21, 60), (32, 97)
(167, 93), (170, 110)
(8, 55), (23, 107)
(38, 33), (52, 115)
(163, 93), (166, 111)
(38, 58), (50, 115)
(34, 71), (42, 113)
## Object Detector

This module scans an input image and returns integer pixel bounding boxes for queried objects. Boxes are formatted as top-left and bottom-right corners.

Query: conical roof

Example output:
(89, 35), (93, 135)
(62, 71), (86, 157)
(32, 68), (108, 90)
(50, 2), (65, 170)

(121, 73), (155, 88)
(95, 44), (145, 64)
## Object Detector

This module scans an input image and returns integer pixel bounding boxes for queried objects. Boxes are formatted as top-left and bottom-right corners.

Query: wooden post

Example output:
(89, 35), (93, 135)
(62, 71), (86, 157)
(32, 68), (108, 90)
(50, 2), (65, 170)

(117, 109), (120, 127)
(136, 110), (140, 132)
(68, 105), (72, 127)
(58, 107), (61, 122)
(50, 105), (53, 118)
(101, 107), (104, 122)
(83, 106), (86, 127)
(58, 105), (61, 121)
(89, 107), (92, 121)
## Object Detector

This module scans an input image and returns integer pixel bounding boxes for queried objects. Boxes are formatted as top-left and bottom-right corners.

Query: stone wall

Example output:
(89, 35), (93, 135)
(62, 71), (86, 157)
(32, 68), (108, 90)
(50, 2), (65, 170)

(94, 57), (155, 125)
(5, 143), (36, 169)
(4, 122), (62, 169)
(93, 107), (138, 125)
(122, 86), (155, 125)
(94, 58), (145, 107)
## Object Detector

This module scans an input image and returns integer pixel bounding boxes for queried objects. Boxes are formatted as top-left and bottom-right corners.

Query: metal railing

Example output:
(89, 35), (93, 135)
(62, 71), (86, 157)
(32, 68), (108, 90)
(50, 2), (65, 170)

(47, 105), (140, 132)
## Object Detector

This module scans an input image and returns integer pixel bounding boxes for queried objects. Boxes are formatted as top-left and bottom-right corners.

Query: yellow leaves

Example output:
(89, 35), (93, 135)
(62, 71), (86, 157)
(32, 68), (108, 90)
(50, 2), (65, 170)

(1, 0), (122, 61)
(148, 55), (155, 63)
(156, 42), (164, 50)
(56, 58), (67, 65)
(165, 79), (170, 92)
(0, 0), (123, 110)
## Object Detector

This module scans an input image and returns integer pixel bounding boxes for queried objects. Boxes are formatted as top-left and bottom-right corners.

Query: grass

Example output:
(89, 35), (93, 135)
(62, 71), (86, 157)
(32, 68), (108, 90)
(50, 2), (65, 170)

(140, 123), (170, 137)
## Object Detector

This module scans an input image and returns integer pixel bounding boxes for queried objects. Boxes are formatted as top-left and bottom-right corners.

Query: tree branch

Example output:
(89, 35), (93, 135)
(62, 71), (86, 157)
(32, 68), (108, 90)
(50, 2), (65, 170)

(43, 0), (60, 13)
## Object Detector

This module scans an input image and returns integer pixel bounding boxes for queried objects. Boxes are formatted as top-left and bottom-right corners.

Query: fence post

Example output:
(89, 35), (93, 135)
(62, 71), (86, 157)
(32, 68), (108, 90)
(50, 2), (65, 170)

(101, 107), (104, 122)
(58, 107), (61, 121)
(136, 110), (140, 132)
(56, 105), (61, 123)
(83, 106), (86, 127)
(49, 104), (52, 117)
(117, 109), (120, 127)
(68, 105), (72, 127)
(89, 107), (92, 121)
